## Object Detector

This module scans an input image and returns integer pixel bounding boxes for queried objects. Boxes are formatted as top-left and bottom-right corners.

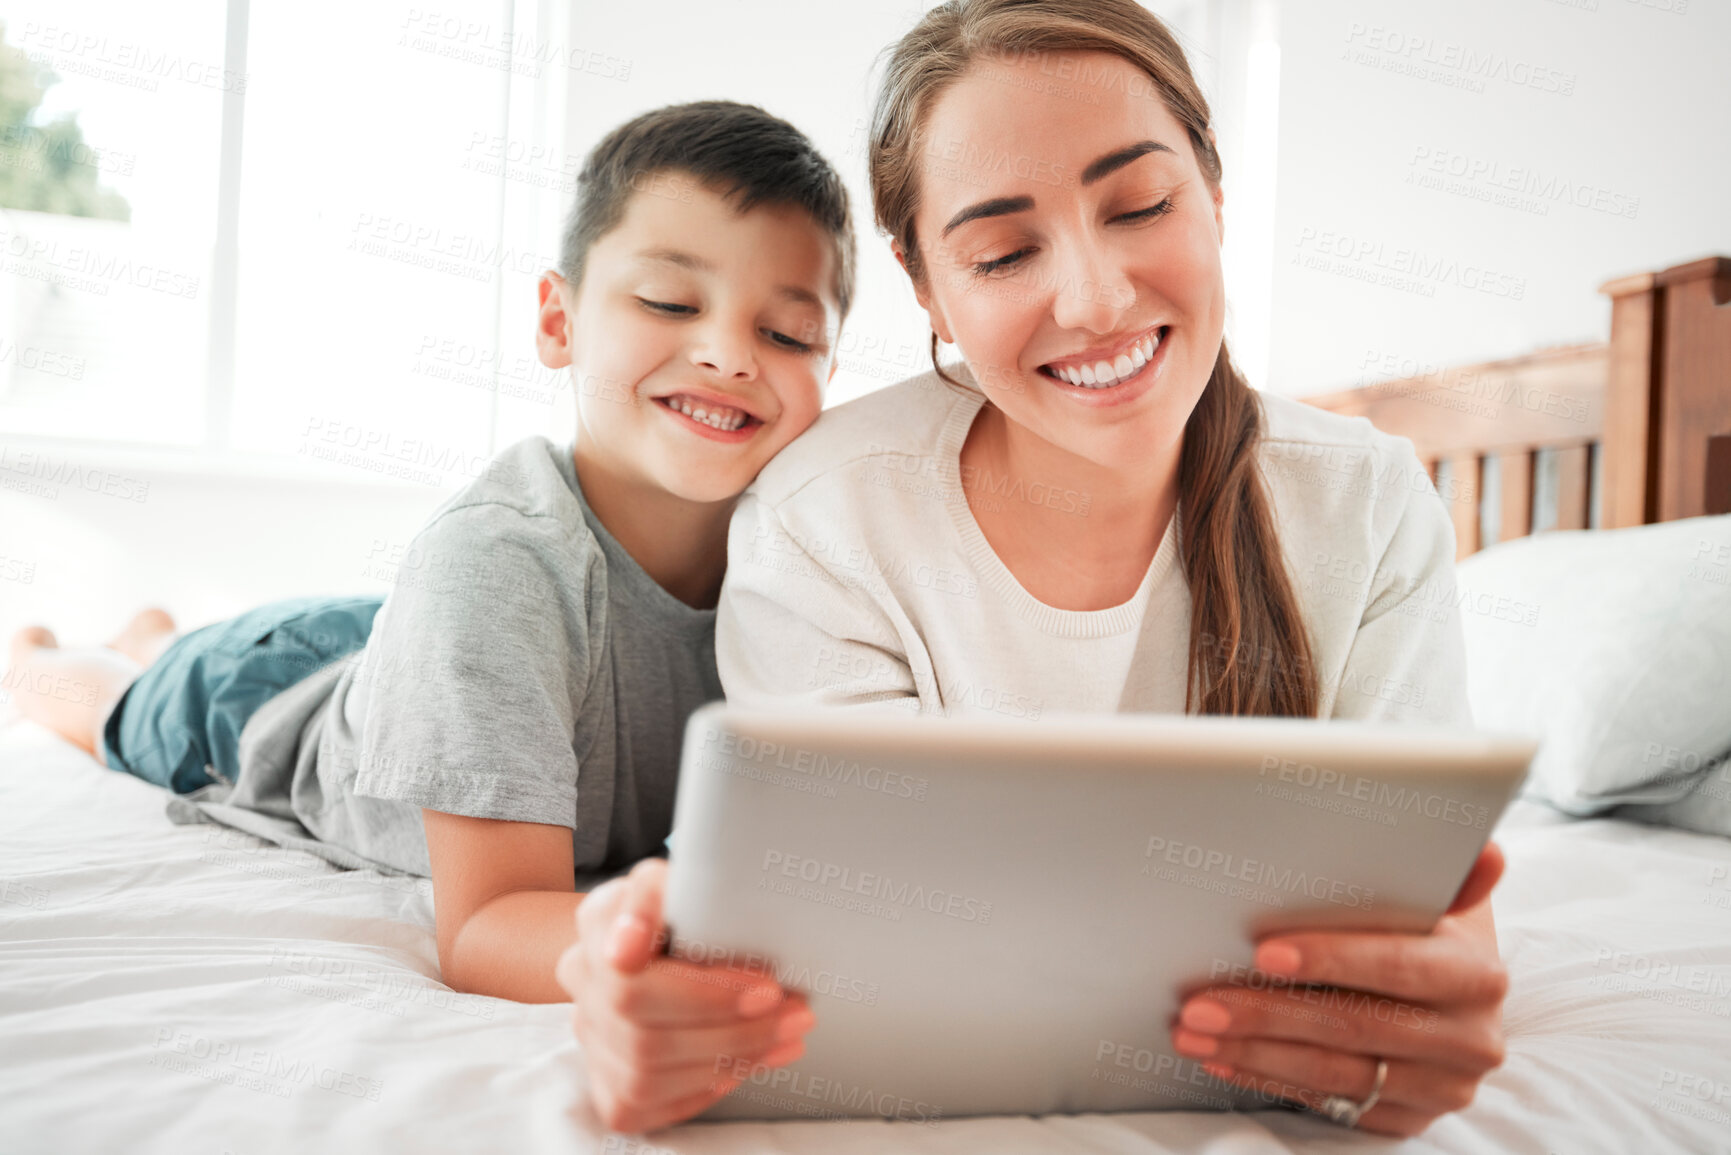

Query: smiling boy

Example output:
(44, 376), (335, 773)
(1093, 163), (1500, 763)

(401, 101), (853, 1006)
(5, 101), (854, 1035)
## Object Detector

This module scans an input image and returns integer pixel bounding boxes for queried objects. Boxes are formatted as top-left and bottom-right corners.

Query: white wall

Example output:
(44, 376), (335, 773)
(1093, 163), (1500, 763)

(1267, 0), (1730, 397)
(0, 458), (448, 695)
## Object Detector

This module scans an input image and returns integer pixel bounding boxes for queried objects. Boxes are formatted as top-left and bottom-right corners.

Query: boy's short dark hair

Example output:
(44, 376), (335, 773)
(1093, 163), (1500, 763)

(560, 100), (856, 321)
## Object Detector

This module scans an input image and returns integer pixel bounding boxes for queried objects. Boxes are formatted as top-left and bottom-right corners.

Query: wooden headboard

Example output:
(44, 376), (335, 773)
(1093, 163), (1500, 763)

(1303, 255), (1731, 558)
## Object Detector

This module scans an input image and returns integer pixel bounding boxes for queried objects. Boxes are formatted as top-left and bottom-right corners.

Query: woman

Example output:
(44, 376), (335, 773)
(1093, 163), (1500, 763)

(559, 0), (1508, 1137)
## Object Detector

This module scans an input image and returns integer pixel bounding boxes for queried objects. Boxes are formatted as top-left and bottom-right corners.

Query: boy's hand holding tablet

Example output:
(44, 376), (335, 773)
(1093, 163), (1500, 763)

(558, 859), (812, 1132)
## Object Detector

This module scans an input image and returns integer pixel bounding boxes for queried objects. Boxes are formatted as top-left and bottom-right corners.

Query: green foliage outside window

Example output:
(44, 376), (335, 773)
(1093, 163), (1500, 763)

(0, 20), (130, 221)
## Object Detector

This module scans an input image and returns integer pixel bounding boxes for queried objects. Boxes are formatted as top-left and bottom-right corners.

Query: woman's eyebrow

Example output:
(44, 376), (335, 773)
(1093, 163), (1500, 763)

(1081, 139), (1175, 185)
(941, 195), (1035, 239)
(939, 140), (1177, 238)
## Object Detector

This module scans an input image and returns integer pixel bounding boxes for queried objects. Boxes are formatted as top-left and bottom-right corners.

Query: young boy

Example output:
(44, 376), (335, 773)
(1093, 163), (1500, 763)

(5, 100), (853, 1120)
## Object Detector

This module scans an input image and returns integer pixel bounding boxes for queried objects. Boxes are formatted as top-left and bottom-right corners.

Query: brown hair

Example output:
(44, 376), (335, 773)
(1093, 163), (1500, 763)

(867, 0), (1318, 717)
(561, 100), (857, 320)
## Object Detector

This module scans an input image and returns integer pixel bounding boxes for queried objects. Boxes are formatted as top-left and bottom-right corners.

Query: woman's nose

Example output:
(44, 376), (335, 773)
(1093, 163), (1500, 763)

(1047, 238), (1135, 334)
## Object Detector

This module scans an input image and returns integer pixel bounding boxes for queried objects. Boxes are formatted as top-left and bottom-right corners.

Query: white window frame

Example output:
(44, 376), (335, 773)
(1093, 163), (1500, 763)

(4, 0), (567, 482)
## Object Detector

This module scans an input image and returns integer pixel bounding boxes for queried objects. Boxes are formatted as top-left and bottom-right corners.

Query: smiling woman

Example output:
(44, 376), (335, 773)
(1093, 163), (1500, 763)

(710, 0), (1512, 1139)
(866, 16), (1316, 712)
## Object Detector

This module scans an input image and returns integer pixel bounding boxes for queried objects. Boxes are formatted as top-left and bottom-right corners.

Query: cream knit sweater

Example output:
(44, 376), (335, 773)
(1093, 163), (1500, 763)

(717, 367), (1471, 726)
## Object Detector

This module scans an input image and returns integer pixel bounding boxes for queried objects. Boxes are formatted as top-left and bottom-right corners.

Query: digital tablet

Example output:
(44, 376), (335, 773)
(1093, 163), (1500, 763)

(661, 705), (1535, 1123)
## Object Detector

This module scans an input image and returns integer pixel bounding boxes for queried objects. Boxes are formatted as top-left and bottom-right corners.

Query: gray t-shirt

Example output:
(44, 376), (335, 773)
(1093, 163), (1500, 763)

(168, 437), (722, 889)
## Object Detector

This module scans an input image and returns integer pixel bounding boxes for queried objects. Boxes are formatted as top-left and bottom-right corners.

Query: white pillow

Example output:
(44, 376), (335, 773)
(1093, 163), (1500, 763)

(1455, 515), (1731, 823)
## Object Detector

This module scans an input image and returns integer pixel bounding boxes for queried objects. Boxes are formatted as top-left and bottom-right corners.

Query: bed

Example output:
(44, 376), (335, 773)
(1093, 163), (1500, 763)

(5, 255), (1731, 1154)
(1302, 254), (1731, 557)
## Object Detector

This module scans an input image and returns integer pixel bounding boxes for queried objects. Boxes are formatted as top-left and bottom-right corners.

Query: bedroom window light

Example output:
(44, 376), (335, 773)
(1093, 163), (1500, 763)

(227, 0), (508, 473)
(0, 0), (568, 479)
(230, 0), (572, 480)
(0, 0), (227, 446)
(1219, 5), (1279, 392)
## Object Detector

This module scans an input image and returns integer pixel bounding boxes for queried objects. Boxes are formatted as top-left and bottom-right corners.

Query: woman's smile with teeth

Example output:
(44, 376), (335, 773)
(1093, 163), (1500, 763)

(659, 394), (752, 432)
(1043, 327), (1165, 389)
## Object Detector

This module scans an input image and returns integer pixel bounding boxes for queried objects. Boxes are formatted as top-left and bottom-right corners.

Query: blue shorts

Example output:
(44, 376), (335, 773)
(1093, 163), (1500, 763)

(100, 596), (384, 794)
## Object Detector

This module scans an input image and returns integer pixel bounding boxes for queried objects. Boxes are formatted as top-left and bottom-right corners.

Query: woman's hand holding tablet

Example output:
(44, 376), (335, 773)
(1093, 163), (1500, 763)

(663, 707), (1531, 1124)
(1172, 844), (1510, 1137)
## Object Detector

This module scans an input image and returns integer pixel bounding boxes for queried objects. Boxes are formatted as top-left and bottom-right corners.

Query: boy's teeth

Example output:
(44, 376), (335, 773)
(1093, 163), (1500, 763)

(1049, 329), (1162, 390)
(670, 395), (748, 431)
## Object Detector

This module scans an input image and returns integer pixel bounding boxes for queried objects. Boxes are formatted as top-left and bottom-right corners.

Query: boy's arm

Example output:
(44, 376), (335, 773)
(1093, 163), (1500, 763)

(423, 808), (582, 1004)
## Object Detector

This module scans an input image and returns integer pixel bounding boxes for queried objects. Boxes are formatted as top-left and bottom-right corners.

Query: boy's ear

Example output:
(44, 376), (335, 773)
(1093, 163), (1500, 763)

(536, 271), (575, 369)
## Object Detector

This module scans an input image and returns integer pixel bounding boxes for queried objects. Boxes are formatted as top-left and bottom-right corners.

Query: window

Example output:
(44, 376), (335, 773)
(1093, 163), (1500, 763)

(1, 0), (571, 482)
(0, 0), (226, 444)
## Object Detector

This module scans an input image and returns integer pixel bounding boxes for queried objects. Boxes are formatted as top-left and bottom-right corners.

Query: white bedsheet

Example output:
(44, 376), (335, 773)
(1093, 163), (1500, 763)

(4, 717), (1730, 1155)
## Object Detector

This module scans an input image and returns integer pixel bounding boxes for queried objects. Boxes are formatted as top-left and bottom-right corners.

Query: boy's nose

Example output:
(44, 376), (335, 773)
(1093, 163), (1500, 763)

(690, 326), (758, 380)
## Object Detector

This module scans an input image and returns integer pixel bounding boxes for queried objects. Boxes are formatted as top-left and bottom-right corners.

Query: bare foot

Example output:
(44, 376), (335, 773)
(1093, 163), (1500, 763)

(8, 625), (57, 671)
(6, 623), (146, 758)
(106, 608), (177, 666)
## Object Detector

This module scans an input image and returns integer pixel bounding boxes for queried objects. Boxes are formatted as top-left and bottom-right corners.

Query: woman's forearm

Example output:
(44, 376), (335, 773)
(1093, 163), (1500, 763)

(444, 889), (586, 1004)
